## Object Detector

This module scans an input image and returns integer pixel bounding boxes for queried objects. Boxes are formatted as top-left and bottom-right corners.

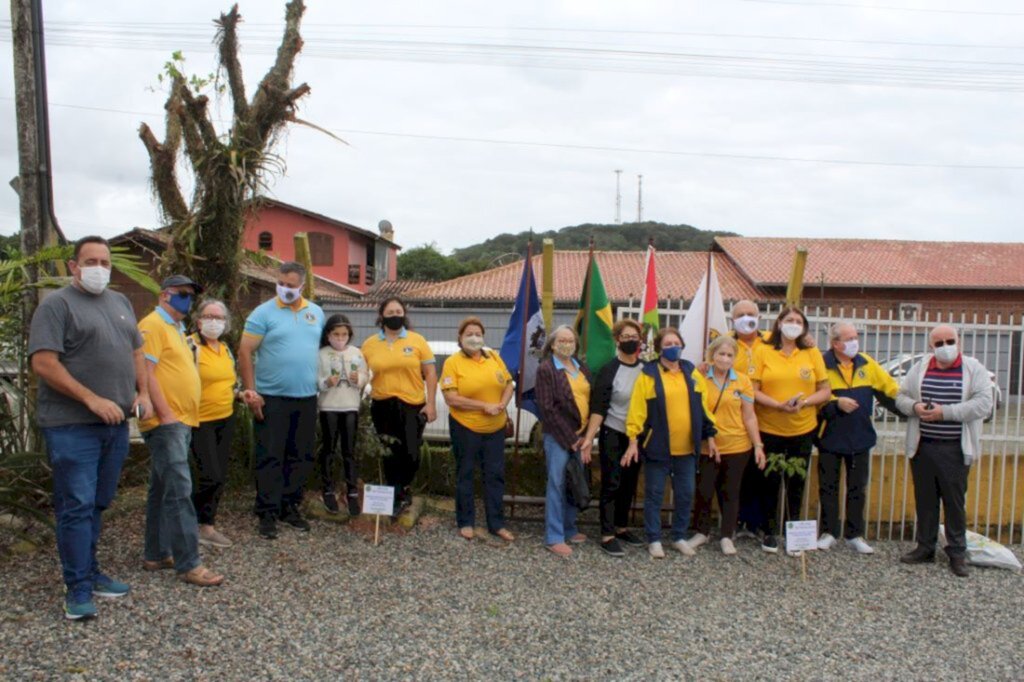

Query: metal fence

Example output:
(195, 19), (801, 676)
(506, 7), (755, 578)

(618, 301), (1024, 545)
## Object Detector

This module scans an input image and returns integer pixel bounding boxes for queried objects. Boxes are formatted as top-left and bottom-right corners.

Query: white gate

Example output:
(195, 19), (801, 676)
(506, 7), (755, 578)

(618, 301), (1024, 545)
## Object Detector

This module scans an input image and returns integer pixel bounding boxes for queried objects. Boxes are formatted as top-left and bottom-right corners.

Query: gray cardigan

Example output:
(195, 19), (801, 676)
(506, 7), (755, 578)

(894, 354), (993, 465)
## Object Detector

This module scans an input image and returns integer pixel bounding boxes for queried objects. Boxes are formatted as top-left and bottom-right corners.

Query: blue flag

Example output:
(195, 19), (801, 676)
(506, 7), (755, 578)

(500, 256), (545, 417)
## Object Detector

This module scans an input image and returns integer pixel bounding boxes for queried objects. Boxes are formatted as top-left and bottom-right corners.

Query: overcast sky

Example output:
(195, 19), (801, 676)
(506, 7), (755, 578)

(1, 0), (1022, 252)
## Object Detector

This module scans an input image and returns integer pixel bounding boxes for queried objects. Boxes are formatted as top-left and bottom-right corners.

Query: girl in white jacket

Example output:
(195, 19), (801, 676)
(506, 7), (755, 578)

(317, 314), (368, 515)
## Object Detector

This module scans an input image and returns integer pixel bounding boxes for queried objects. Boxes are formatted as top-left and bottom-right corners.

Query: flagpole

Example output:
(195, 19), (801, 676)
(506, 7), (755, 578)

(582, 237), (595, 362)
(701, 248), (713, 351)
(510, 239), (534, 519)
(644, 237), (655, 351)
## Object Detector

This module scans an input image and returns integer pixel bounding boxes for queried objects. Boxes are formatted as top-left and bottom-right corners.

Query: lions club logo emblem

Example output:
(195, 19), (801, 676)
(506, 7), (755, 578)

(799, 367), (812, 380)
(304, 312), (317, 324)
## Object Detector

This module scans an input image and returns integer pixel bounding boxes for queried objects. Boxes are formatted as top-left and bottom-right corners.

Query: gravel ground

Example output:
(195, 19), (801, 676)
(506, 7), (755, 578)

(2, 489), (1023, 681)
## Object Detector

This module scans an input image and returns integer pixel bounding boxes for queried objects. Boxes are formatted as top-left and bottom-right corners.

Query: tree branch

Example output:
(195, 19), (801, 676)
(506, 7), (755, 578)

(246, 0), (307, 143)
(138, 85), (189, 223)
(216, 4), (248, 121)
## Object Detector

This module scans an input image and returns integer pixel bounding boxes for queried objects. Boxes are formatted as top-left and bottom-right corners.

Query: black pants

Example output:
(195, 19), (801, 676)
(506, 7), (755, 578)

(598, 426), (641, 536)
(253, 395), (318, 518)
(370, 398), (425, 499)
(737, 454), (764, 533)
(450, 418), (506, 533)
(693, 451), (751, 538)
(757, 431), (814, 536)
(190, 415), (236, 525)
(911, 439), (970, 558)
(818, 449), (870, 539)
(318, 411), (359, 497)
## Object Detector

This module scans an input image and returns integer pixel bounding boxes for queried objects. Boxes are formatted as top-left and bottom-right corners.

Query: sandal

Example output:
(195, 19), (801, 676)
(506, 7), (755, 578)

(178, 565), (225, 587)
(142, 557), (174, 571)
(547, 543), (572, 557)
(459, 527), (475, 540)
(494, 528), (515, 542)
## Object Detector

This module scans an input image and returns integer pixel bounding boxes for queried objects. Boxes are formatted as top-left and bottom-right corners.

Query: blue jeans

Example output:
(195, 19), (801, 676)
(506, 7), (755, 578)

(43, 423), (129, 593)
(643, 455), (697, 543)
(142, 423), (200, 572)
(450, 418), (506, 533)
(543, 434), (579, 545)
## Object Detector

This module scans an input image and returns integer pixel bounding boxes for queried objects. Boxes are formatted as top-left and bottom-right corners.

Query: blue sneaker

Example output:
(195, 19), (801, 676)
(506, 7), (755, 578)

(64, 590), (97, 621)
(92, 573), (130, 599)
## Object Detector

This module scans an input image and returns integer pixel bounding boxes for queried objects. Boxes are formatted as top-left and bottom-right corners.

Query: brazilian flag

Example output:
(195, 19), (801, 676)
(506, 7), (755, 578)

(575, 254), (615, 373)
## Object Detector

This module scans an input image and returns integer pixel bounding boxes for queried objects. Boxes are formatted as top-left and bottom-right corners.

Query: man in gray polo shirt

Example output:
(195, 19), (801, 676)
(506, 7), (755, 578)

(29, 236), (152, 620)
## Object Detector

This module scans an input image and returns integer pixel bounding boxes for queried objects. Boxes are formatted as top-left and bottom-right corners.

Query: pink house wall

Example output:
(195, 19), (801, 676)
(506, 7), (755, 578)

(243, 205), (397, 294)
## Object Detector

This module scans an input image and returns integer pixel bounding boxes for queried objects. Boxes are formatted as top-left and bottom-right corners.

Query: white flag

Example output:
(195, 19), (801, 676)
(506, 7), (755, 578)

(679, 254), (729, 366)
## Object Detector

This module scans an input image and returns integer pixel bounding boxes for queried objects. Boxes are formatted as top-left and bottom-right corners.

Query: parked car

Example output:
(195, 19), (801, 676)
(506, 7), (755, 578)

(421, 341), (541, 446)
(873, 353), (1001, 423)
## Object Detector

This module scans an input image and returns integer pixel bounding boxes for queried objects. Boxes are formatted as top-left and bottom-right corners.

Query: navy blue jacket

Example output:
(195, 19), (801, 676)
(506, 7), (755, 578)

(815, 349), (900, 454)
(638, 359), (716, 463)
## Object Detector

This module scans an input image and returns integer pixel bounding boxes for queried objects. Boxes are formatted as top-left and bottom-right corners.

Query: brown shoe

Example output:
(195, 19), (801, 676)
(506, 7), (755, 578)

(568, 533), (587, 545)
(142, 557), (174, 571)
(949, 555), (969, 577)
(899, 546), (935, 565)
(178, 565), (224, 587)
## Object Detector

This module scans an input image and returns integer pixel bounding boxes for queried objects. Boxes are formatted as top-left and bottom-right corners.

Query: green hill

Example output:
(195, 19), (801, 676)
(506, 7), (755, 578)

(452, 221), (738, 266)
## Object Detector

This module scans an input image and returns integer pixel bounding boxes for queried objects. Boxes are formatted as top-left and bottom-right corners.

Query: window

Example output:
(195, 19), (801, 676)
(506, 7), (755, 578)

(348, 264), (361, 284)
(308, 232), (334, 266)
(258, 231), (273, 250)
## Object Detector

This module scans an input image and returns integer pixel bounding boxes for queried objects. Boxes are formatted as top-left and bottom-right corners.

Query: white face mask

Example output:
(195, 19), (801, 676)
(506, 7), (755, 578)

(781, 323), (804, 341)
(200, 319), (226, 340)
(276, 284), (301, 304)
(934, 343), (959, 363)
(733, 315), (758, 335)
(78, 265), (111, 295)
(841, 339), (859, 357)
(329, 337), (348, 351)
(462, 335), (485, 352)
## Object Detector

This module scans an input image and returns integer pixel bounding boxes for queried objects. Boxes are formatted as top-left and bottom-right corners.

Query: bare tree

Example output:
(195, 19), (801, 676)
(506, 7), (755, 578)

(138, 1), (310, 306)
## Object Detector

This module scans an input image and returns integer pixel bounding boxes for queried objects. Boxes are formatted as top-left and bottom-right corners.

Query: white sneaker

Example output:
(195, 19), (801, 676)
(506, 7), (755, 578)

(735, 527), (756, 540)
(816, 533), (836, 551)
(672, 539), (696, 556)
(648, 542), (666, 559)
(720, 538), (737, 555)
(688, 533), (708, 549)
(846, 537), (875, 554)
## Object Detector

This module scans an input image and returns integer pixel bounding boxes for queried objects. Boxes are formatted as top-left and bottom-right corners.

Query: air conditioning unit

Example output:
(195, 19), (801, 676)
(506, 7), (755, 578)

(898, 303), (922, 321)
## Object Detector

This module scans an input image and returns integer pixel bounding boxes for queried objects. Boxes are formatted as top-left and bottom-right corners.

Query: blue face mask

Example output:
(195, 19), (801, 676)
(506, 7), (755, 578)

(168, 292), (193, 315)
(661, 346), (682, 362)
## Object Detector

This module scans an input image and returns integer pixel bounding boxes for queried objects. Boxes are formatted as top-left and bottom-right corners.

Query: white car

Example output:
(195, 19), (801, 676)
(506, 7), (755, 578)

(423, 341), (541, 445)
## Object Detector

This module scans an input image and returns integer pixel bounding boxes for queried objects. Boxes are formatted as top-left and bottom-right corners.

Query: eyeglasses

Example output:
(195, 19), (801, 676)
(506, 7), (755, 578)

(618, 335), (641, 341)
(933, 339), (957, 347)
(200, 315), (226, 321)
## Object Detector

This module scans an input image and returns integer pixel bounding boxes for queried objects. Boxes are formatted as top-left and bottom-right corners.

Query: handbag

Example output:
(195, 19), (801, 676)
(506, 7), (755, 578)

(565, 450), (591, 511)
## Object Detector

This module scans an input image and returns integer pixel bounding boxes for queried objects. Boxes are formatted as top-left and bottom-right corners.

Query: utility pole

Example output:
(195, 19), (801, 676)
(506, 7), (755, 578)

(614, 169), (622, 224)
(11, 0), (64, 313)
(637, 174), (644, 223)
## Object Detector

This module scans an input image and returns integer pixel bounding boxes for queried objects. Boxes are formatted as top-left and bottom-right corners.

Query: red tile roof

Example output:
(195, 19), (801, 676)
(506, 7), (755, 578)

(715, 237), (1024, 290)
(403, 251), (764, 304)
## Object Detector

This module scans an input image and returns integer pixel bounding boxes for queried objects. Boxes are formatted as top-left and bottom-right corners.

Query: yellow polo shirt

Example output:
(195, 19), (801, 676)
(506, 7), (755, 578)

(190, 334), (237, 423)
(695, 369), (754, 455)
(732, 331), (770, 378)
(440, 350), (512, 433)
(626, 367), (693, 456)
(566, 367), (591, 433)
(138, 307), (201, 430)
(362, 328), (435, 405)
(754, 346), (827, 437)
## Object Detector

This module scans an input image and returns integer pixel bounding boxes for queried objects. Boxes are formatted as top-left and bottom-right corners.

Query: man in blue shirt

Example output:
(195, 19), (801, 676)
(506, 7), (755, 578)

(239, 262), (325, 539)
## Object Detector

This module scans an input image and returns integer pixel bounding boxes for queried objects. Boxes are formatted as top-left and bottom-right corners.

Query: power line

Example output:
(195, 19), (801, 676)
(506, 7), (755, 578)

(10, 19), (1024, 50)
(2, 29), (1021, 92)
(739, 0), (1024, 16)
(8, 97), (1023, 171)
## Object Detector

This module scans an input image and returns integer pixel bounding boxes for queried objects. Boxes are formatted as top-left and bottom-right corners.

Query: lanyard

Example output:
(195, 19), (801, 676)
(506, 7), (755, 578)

(709, 373), (731, 414)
